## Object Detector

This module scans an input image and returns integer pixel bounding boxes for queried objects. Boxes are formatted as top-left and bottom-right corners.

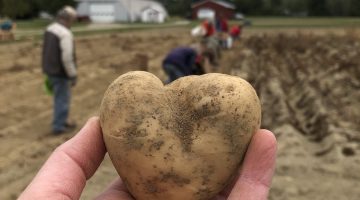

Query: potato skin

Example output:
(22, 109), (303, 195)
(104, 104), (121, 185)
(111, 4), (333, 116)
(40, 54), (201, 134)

(100, 71), (261, 200)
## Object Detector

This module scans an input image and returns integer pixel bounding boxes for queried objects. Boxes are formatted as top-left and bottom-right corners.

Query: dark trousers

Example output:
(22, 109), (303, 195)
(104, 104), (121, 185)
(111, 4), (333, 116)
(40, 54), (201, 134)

(48, 76), (71, 132)
(163, 63), (186, 84)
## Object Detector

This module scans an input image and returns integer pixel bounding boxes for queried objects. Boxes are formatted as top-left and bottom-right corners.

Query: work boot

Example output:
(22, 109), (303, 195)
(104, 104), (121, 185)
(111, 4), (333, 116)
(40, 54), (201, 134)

(53, 122), (77, 135)
(65, 121), (77, 129)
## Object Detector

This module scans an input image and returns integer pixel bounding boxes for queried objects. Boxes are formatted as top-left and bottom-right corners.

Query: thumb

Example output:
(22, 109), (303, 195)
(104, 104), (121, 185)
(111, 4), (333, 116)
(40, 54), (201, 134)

(228, 129), (277, 200)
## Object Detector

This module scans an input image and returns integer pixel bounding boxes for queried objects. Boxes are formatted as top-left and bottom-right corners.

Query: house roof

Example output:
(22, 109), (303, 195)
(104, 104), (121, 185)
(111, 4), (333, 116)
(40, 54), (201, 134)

(191, 0), (236, 9)
(142, 6), (160, 13)
(123, 0), (168, 15)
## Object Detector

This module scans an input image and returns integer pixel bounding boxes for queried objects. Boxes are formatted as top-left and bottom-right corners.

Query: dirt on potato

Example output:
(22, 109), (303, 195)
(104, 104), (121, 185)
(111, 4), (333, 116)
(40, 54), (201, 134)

(0, 27), (359, 200)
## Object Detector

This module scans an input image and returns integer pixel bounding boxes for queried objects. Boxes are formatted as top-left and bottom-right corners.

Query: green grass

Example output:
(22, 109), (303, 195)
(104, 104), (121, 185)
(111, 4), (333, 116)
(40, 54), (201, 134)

(2, 23), (191, 44)
(3, 17), (360, 45)
(73, 25), (182, 37)
(16, 19), (88, 30)
(16, 19), (51, 29)
(244, 17), (360, 28)
(14, 17), (360, 30)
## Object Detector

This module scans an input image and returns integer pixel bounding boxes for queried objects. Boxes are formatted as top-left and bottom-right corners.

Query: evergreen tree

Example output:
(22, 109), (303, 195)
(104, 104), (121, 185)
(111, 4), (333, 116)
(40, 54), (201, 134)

(350, 0), (360, 16)
(1, 0), (33, 18)
(282, 0), (309, 15)
(0, 0), (76, 19)
(2, 0), (360, 19)
(35, 0), (76, 15)
(325, 0), (351, 16)
(308, 0), (329, 16)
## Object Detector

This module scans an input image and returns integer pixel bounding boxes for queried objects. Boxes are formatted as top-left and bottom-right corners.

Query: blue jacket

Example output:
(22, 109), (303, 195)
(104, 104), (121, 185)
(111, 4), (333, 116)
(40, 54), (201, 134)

(163, 47), (197, 75)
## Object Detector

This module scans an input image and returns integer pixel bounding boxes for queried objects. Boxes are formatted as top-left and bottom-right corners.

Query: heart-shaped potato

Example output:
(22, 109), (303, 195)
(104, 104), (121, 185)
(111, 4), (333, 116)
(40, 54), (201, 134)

(100, 71), (261, 200)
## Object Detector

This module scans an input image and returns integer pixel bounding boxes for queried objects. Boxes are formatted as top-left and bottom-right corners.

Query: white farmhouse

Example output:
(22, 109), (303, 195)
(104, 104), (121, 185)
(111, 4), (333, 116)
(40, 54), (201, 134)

(76, 0), (168, 23)
(141, 6), (166, 23)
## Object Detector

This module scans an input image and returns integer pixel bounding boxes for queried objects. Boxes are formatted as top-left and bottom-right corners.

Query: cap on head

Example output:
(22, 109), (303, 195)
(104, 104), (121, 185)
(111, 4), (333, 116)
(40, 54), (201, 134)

(64, 6), (77, 18)
(57, 6), (77, 21)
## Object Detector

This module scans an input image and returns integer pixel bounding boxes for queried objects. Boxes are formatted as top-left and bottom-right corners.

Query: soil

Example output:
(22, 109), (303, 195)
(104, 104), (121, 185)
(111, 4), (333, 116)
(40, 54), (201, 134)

(225, 31), (360, 200)
(0, 27), (359, 200)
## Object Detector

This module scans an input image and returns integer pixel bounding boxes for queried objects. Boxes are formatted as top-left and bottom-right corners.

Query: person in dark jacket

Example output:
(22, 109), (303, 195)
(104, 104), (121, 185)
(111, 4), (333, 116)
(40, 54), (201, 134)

(163, 47), (197, 83)
(163, 41), (211, 83)
(42, 6), (78, 135)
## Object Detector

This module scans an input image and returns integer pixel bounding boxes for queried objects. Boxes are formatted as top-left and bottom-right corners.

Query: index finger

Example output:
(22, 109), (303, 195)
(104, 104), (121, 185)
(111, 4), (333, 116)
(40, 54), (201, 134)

(19, 117), (106, 200)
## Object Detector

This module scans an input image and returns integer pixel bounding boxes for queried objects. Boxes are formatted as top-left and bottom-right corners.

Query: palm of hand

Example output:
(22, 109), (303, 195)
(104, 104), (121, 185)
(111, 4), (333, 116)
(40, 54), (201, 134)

(19, 118), (276, 200)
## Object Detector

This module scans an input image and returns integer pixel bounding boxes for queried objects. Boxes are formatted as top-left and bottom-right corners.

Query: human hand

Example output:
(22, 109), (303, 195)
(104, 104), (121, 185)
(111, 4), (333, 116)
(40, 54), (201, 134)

(19, 117), (277, 200)
(212, 129), (277, 200)
(19, 117), (110, 200)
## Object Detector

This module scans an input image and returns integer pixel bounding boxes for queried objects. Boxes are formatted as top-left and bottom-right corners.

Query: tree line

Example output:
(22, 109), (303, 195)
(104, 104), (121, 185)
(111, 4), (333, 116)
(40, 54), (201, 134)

(1, 0), (360, 19)
(160, 0), (360, 17)
(233, 0), (360, 16)
(0, 0), (75, 19)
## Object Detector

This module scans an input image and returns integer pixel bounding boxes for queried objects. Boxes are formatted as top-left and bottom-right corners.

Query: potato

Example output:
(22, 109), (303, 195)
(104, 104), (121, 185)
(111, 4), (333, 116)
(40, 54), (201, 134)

(100, 71), (261, 200)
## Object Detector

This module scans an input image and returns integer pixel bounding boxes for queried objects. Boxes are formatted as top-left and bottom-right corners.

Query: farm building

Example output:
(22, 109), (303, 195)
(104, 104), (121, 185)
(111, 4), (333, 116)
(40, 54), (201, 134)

(76, 0), (168, 23)
(141, 7), (166, 23)
(191, 0), (236, 20)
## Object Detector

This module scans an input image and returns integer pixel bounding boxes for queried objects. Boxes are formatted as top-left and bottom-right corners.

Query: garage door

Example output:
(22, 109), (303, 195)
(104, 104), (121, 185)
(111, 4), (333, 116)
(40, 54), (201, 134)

(90, 4), (115, 23)
(197, 8), (215, 20)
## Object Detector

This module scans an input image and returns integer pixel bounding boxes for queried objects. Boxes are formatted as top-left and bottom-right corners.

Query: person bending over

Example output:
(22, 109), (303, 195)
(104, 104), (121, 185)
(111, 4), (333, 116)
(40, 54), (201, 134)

(162, 42), (211, 83)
